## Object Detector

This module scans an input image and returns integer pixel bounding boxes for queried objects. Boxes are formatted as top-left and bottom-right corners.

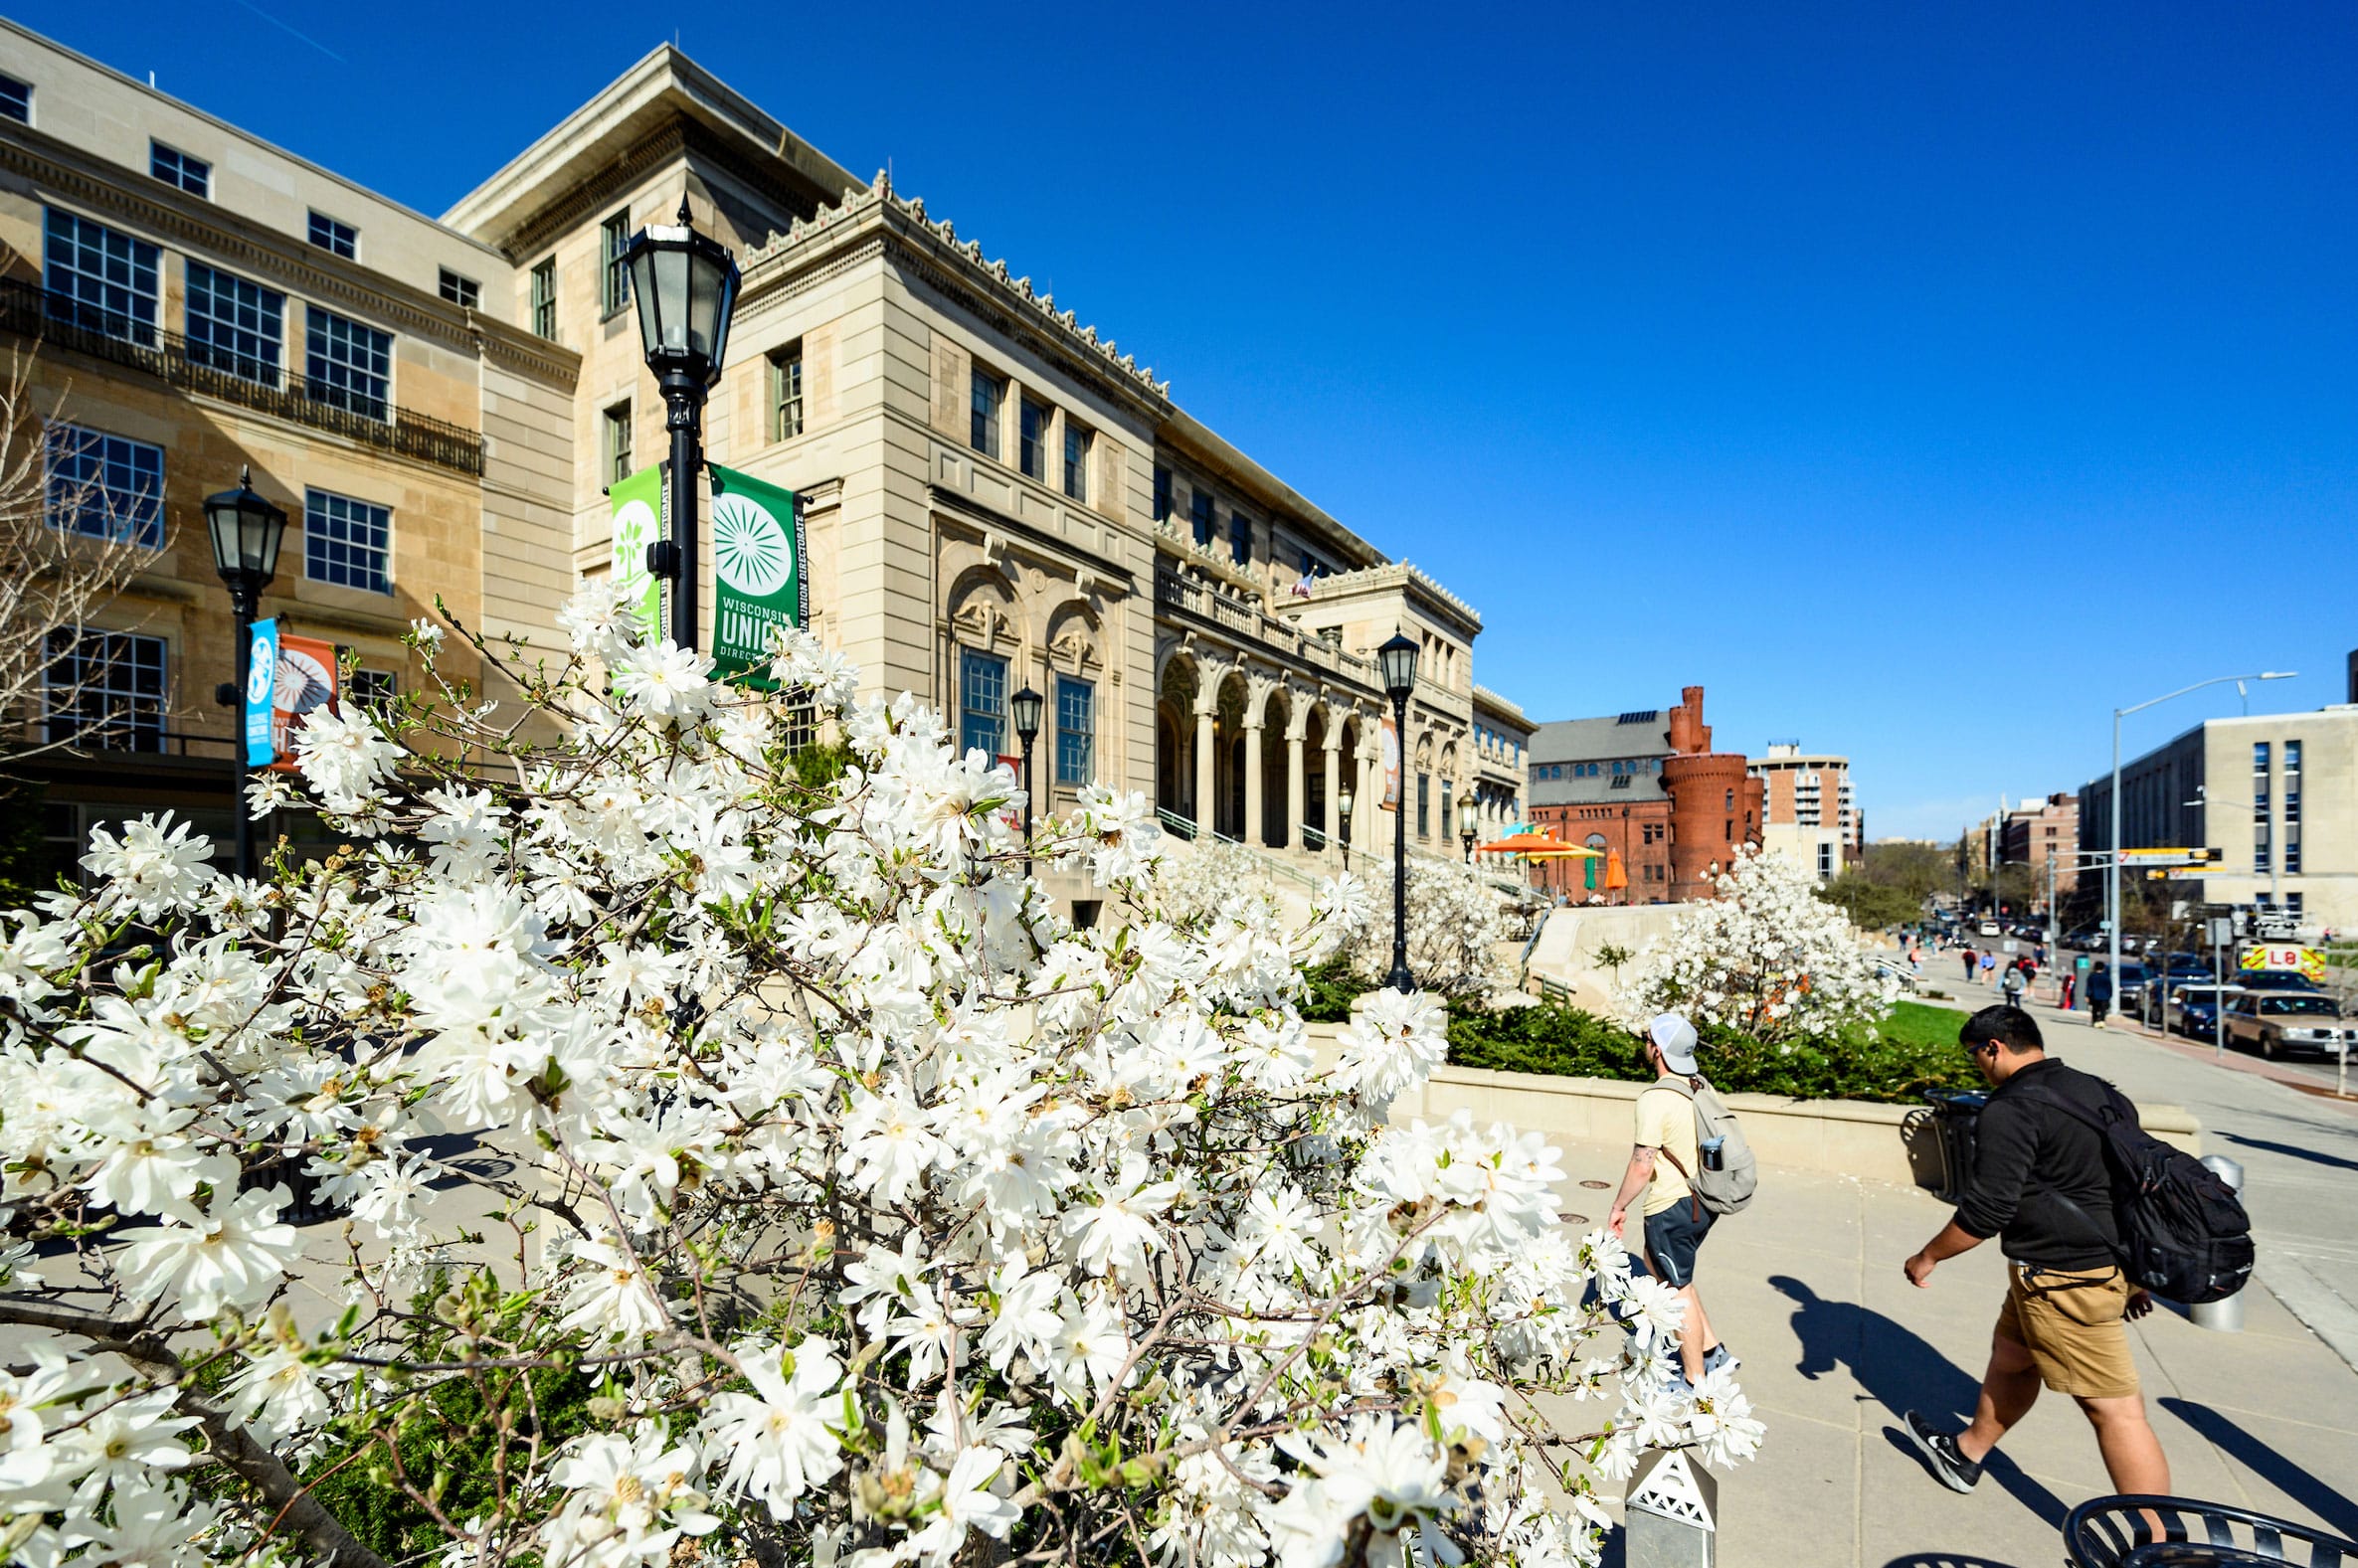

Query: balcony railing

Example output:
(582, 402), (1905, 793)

(1154, 562), (1379, 689)
(1, 279), (485, 478)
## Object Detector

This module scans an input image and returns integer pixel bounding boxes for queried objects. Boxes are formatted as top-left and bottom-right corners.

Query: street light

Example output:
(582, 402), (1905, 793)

(1337, 783), (1355, 874)
(2107, 671), (2295, 1016)
(1376, 630), (1420, 992)
(204, 465), (286, 882)
(1010, 684), (1044, 874)
(623, 198), (741, 653)
(1458, 791), (1480, 862)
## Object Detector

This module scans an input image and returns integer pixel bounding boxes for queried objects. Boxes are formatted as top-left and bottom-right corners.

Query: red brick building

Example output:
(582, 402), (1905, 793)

(1526, 686), (1760, 903)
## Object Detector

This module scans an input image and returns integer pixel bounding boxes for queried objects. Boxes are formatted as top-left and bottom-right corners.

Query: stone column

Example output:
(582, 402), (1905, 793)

(1322, 733), (1344, 856)
(1285, 732), (1306, 851)
(1242, 720), (1265, 847)
(1193, 708), (1216, 836)
(1358, 741), (1379, 855)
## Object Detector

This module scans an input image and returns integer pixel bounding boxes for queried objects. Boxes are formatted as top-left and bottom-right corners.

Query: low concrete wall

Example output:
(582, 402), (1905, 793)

(1306, 1022), (2201, 1188)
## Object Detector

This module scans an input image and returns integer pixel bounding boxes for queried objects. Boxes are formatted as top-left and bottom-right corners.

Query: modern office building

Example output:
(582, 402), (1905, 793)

(1748, 742), (1861, 879)
(1999, 792), (2080, 910)
(0, 22), (1526, 889)
(2081, 704), (2358, 934)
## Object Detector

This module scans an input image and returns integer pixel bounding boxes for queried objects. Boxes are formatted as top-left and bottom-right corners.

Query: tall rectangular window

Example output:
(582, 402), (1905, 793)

(1230, 512), (1252, 566)
(771, 344), (805, 439)
(307, 210), (358, 260)
(305, 488), (392, 594)
(530, 257), (557, 339)
(603, 401), (634, 486)
(43, 208), (159, 344)
(1417, 774), (1430, 837)
(47, 425), (163, 546)
(1055, 676), (1094, 786)
(1063, 424), (1090, 502)
(1152, 464), (1172, 521)
(45, 629), (166, 752)
(438, 268), (480, 309)
(0, 74), (29, 123)
(305, 306), (392, 422)
(185, 261), (283, 384)
(348, 668), (398, 712)
(959, 650), (1006, 759)
(1018, 397), (1049, 480)
(601, 210), (632, 316)
(969, 370), (1001, 458)
(1190, 489), (1214, 548)
(149, 141), (210, 198)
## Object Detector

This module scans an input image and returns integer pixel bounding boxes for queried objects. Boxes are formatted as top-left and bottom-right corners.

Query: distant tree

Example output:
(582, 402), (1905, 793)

(1818, 872), (1922, 932)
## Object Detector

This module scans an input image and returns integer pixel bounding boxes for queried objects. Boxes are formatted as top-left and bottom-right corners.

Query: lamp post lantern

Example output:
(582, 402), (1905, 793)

(1458, 792), (1480, 862)
(622, 198), (741, 653)
(204, 465), (286, 882)
(1375, 630), (1420, 992)
(1010, 685), (1043, 875)
(1337, 784), (1356, 874)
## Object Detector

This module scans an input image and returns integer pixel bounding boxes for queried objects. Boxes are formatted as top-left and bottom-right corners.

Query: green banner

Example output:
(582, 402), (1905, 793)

(609, 461), (665, 642)
(707, 464), (806, 683)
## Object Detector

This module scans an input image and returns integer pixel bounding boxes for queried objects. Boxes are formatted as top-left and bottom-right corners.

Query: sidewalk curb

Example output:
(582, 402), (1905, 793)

(2260, 1252), (2358, 1374)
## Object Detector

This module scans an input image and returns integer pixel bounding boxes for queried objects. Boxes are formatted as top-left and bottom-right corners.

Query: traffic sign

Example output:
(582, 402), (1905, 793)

(2119, 847), (2223, 867)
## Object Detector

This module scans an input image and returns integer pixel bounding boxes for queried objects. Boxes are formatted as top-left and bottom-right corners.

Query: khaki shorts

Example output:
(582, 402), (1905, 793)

(1994, 1263), (2139, 1399)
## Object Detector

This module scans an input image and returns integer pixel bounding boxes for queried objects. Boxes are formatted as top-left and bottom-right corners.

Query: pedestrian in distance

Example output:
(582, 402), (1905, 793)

(1608, 1013), (1740, 1397)
(2061, 970), (2078, 1011)
(2087, 961), (2113, 1028)
(1962, 948), (1978, 984)
(2002, 960), (2028, 1008)
(1903, 1005), (2172, 1500)
(1981, 951), (1998, 985)
(1907, 941), (1923, 976)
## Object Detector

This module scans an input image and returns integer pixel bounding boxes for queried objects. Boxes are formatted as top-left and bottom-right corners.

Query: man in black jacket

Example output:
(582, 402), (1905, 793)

(1900, 1005), (2171, 1496)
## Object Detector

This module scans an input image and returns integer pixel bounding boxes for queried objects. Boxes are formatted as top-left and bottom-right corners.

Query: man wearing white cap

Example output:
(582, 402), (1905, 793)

(1608, 1011), (1734, 1394)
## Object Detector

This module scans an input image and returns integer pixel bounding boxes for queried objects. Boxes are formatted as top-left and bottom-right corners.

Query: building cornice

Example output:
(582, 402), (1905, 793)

(1472, 683), (1530, 724)
(1296, 560), (1483, 637)
(0, 127), (491, 356)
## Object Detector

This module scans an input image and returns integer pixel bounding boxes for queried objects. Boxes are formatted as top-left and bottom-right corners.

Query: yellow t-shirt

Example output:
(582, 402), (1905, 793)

(1635, 1080), (1701, 1217)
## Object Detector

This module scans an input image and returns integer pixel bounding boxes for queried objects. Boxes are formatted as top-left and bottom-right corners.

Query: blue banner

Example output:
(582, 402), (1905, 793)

(244, 617), (277, 767)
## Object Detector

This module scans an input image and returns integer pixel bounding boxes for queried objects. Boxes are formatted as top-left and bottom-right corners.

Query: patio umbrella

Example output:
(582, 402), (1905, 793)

(1474, 831), (1599, 859)
(1603, 849), (1629, 892)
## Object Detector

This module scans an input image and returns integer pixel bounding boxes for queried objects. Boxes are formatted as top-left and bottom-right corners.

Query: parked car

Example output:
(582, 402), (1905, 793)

(2113, 961), (2154, 1015)
(2231, 970), (2323, 996)
(2166, 982), (2238, 1039)
(1978, 920), (2002, 937)
(2222, 992), (2357, 1061)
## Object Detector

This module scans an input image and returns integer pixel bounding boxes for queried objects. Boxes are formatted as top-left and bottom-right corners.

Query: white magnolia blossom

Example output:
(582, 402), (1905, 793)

(0, 599), (1760, 1568)
(1347, 856), (1517, 996)
(1618, 846), (1900, 1043)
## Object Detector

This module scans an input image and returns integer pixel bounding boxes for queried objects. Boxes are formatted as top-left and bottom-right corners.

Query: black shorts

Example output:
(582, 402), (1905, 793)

(1636, 1201), (1717, 1289)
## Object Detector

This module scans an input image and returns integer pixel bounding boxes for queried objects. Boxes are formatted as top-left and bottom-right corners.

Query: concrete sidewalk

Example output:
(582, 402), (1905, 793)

(1549, 1088), (2358, 1563)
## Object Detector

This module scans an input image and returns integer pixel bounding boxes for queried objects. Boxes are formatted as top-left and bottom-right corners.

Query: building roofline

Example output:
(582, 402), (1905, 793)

(0, 16), (506, 261)
(440, 45), (863, 245)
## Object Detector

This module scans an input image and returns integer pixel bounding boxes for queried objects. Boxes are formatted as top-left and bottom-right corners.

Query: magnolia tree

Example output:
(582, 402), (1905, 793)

(1345, 858), (1516, 997)
(1616, 847), (1898, 1045)
(0, 590), (1761, 1568)
(1146, 836), (1286, 935)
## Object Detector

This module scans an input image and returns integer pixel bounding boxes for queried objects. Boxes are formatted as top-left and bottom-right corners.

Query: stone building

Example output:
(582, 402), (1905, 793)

(0, 27), (1523, 890)
(2081, 703), (2358, 935)
(1999, 792), (2080, 909)
(0, 20), (575, 867)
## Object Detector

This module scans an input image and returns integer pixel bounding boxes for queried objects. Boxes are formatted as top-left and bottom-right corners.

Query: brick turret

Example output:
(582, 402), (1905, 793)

(1660, 687), (1763, 902)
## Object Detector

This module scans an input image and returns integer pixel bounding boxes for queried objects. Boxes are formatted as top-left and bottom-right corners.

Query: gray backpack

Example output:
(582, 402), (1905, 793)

(1653, 1078), (1758, 1216)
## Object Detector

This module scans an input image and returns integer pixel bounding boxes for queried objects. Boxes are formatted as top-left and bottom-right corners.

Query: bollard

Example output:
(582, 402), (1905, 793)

(2191, 1154), (2246, 1333)
(1626, 1447), (1717, 1567)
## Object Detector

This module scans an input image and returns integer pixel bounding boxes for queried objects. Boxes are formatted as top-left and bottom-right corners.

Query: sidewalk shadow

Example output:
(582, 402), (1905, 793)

(2156, 1397), (2358, 1537)
(1769, 1274), (2070, 1531)
(2214, 1132), (2358, 1175)
(1879, 1557), (2032, 1568)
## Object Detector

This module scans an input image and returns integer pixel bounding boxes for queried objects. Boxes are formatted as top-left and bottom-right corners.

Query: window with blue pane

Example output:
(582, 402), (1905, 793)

(185, 262), (282, 384)
(960, 650), (1006, 759)
(1190, 489), (1213, 548)
(45, 628), (166, 752)
(308, 210), (357, 260)
(47, 426), (163, 546)
(1230, 512), (1251, 566)
(305, 488), (392, 594)
(1055, 676), (1093, 786)
(0, 74), (30, 123)
(43, 208), (158, 344)
(149, 141), (209, 198)
(305, 307), (391, 422)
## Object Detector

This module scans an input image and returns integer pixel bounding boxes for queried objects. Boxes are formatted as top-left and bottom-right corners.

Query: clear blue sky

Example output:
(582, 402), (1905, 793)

(28, 2), (2356, 840)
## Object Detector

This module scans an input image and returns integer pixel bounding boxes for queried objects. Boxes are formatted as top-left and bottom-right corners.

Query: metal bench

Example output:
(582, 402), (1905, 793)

(2066, 1494), (2358, 1566)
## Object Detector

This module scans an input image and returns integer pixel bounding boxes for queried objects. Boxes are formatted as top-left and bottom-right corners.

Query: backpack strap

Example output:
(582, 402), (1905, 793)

(1642, 1079), (1708, 1223)
(1997, 1079), (2133, 1271)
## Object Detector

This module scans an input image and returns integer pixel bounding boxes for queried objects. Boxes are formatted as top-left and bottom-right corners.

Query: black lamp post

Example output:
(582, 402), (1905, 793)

(1375, 630), (1419, 992)
(622, 198), (741, 652)
(1458, 792), (1480, 862)
(1010, 684), (1044, 873)
(1337, 783), (1355, 874)
(204, 465), (286, 881)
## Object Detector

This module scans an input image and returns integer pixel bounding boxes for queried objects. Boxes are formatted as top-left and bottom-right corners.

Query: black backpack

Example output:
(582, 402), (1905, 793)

(2015, 1077), (2255, 1306)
